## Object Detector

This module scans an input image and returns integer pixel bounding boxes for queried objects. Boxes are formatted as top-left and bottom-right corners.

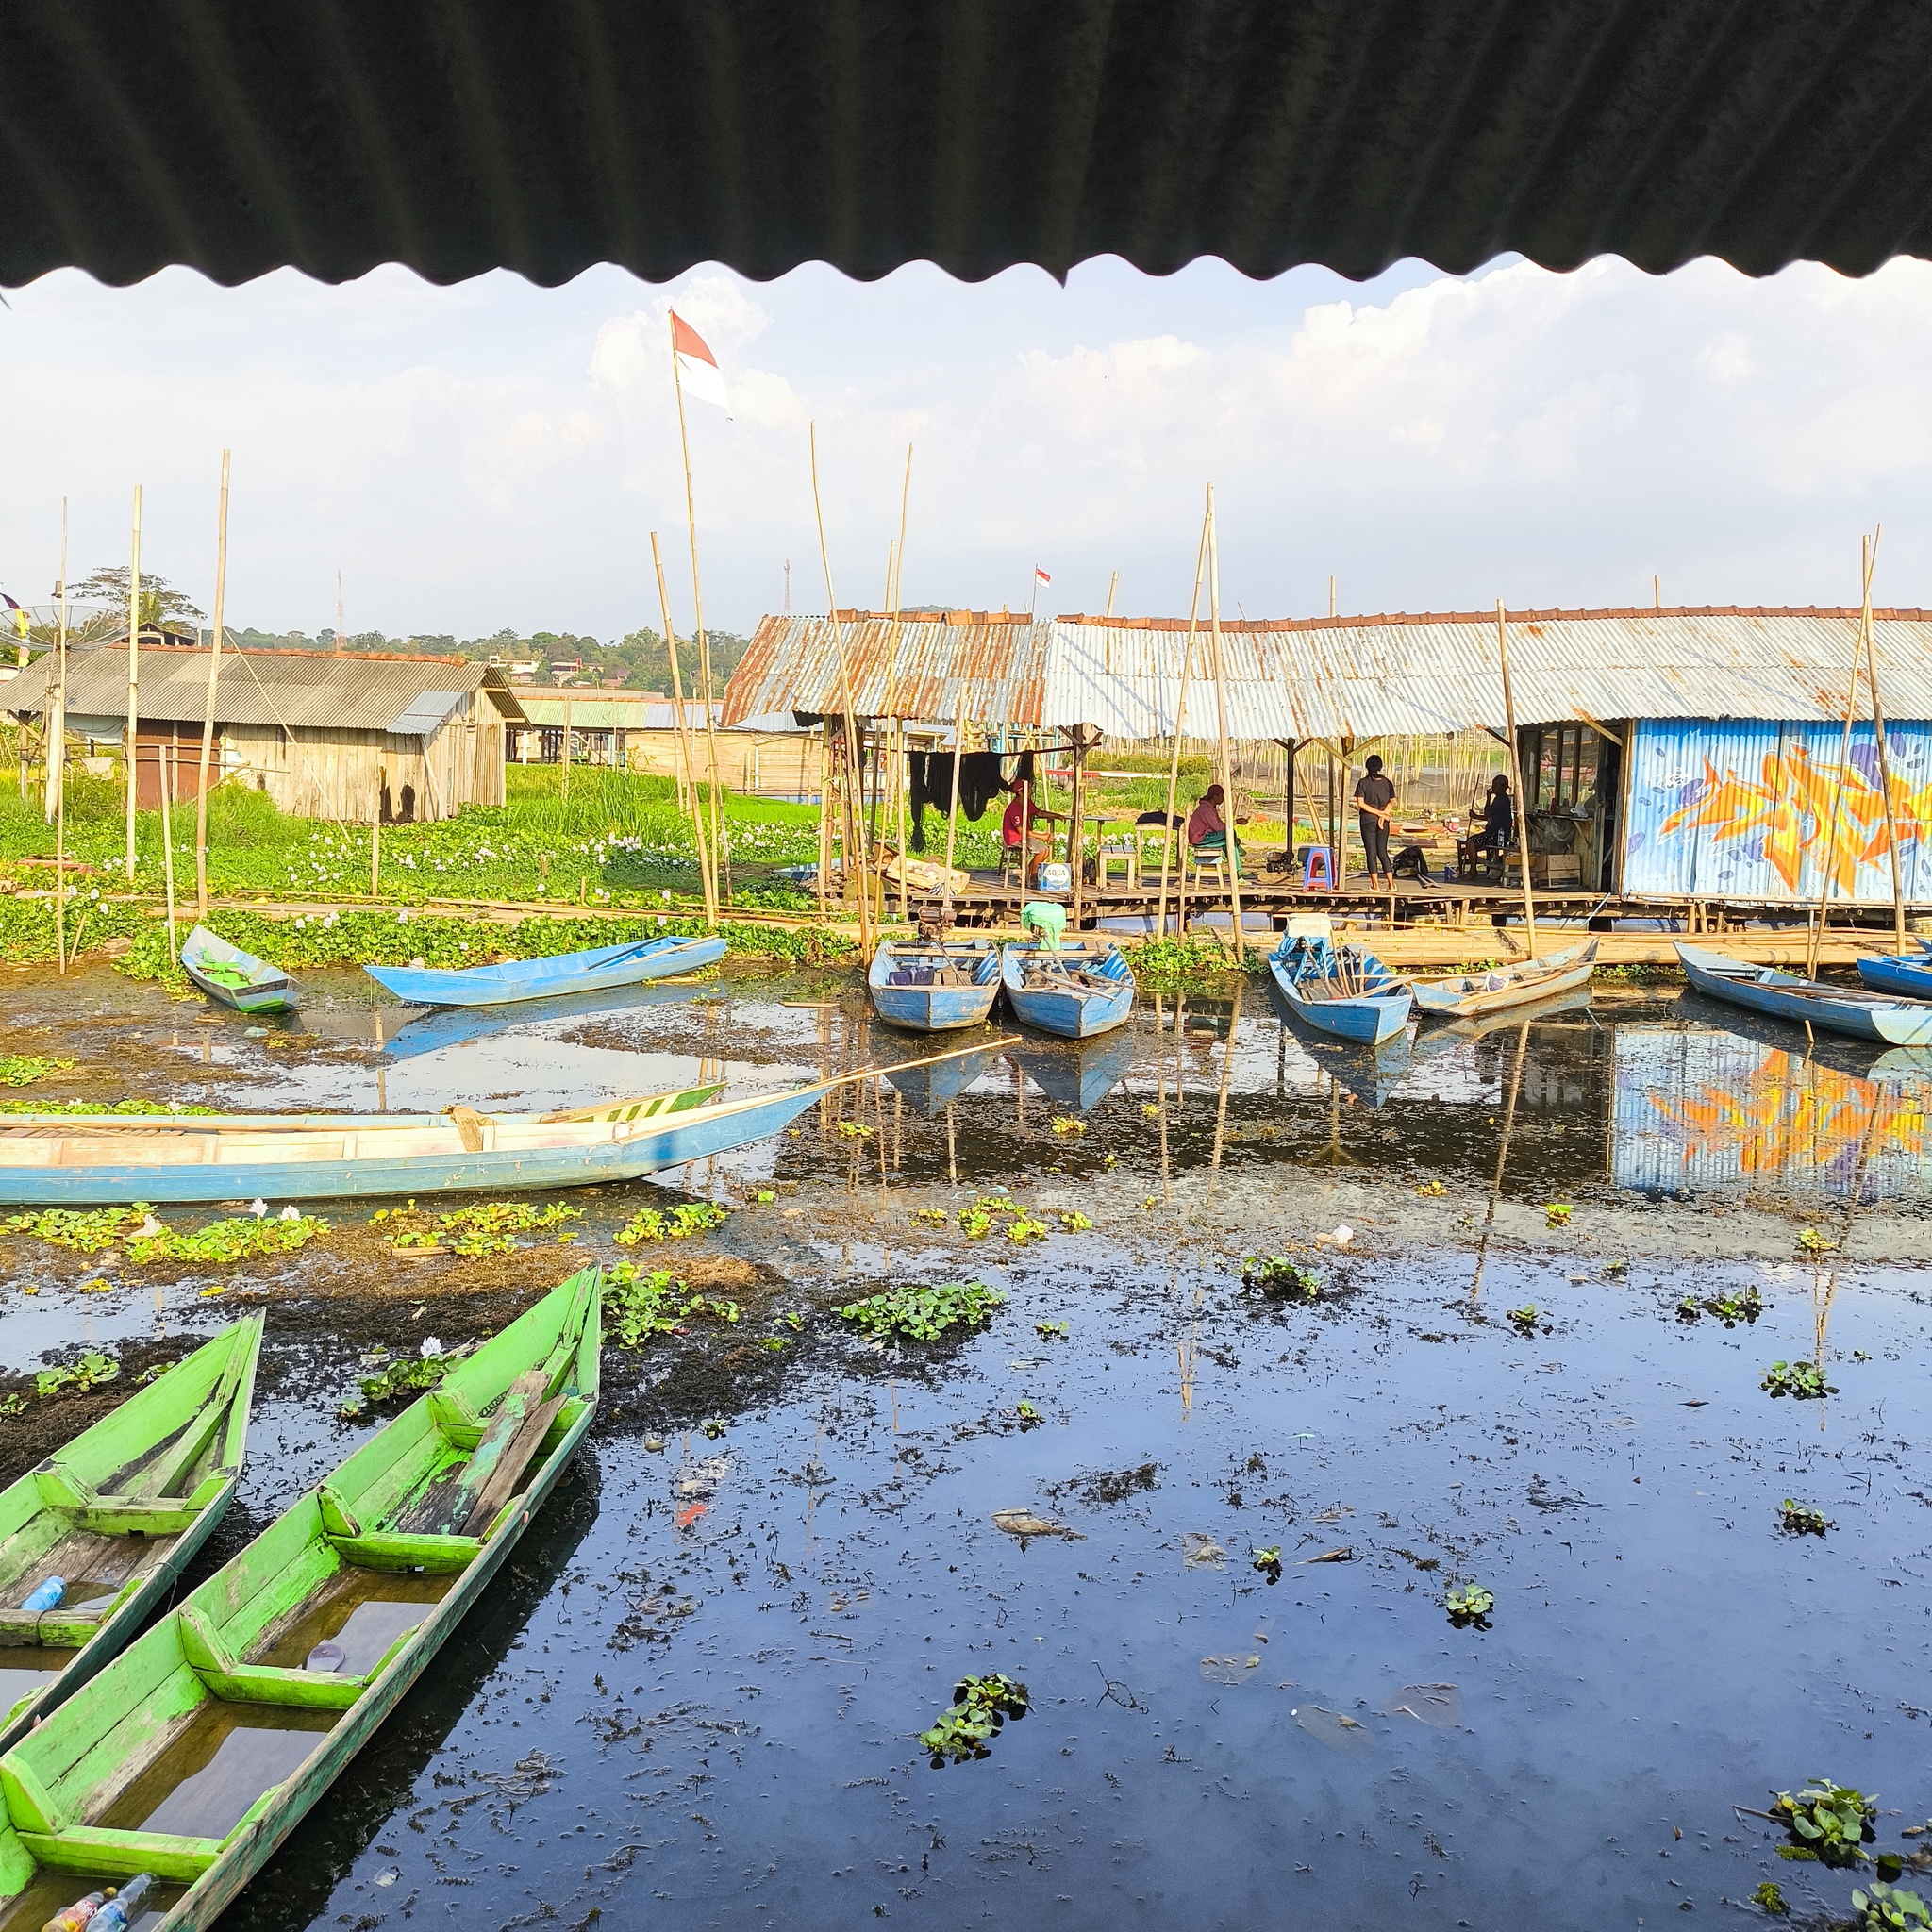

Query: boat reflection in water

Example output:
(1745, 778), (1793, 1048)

(1007, 1031), (1136, 1113)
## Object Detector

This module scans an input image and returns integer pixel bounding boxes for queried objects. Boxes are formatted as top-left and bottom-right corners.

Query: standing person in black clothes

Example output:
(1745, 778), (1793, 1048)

(1352, 754), (1397, 889)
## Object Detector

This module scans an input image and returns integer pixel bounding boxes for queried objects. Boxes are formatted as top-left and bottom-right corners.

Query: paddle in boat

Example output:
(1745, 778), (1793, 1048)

(867, 937), (1001, 1032)
(364, 932), (726, 1008)
(1676, 940), (1932, 1046)
(0, 1271), (598, 1931)
(1855, 939), (1932, 1004)
(0, 1315), (264, 1756)
(1000, 940), (1136, 1040)
(1267, 917), (1412, 1047)
(179, 928), (300, 1016)
(1409, 939), (1599, 1020)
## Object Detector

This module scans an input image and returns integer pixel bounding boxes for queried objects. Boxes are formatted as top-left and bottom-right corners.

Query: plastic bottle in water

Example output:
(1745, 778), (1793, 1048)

(91, 1876), (154, 1932)
(40, 1884), (111, 1932)
(21, 1577), (65, 1613)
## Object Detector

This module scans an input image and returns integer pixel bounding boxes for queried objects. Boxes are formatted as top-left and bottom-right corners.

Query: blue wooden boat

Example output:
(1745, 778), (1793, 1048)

(1001, 940), (1136, 1039)
(364, 933), (725, 1008)
(1855, 941), (1932, 1003)
(0, 1077), (840, 1207)
(181, 925), (301, 1014)
(1677, 941), (1932, 1046)
(1268, 931), (1412, 1046)
(867, 939), (1001, 1032)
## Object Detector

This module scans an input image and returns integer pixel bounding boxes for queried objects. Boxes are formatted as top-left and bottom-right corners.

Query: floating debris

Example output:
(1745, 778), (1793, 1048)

(1183, 1534), (1228, 1569)
(991, 1508), (1083, 1542)
(1383, 1683), (1462, 1727)
(1199, 1653), (1262, 1685)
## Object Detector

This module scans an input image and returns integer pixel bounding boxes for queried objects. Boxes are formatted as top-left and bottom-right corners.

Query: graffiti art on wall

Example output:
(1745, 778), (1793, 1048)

(1622, 718), (1932, 903)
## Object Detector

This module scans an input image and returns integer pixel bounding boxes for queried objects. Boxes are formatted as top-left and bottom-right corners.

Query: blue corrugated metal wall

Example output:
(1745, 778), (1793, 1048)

(1622, 718), (1932, 904)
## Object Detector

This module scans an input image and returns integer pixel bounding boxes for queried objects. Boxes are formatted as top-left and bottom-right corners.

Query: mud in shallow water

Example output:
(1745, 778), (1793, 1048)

(1, 961), (1929, 1930)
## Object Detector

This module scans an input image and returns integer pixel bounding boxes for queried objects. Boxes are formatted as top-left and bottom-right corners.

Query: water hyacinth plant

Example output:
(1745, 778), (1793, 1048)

(1444, 1584), (1494, 1628)
(615, 1202), (730, 1246)
(920, 1674), (1030, 1767)
(835, 1281), (1005, 1341)
(1762, 1359), (1836, 1399)
(1242, 1256), (1321, 1299)
(1768, 1777), (1877, 1866)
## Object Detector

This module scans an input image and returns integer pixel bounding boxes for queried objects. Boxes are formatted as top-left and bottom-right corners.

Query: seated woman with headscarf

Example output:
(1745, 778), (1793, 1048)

(1469, 775), (1514, 872)
(1186, 783), (1242, 875)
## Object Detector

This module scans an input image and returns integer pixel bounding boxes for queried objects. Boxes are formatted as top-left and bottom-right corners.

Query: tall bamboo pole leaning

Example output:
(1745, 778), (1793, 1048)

(1857, 532), (1908, 955)
(669, 323), (729, 904)
(891, 445), (914, 922)
(941, 701), (967, 929)
(1494, 602), (1538, 958)
(124, 485), (143, 880)
(650, 530), (719, 925)
(193, 450), (230, 919)
(1154, 507), (1211, 939)
(54, 501), (69, 972)
(1205, 487), (1245, 959)
(1807, 541), (1876, 979)
(808, 422), (875, 960)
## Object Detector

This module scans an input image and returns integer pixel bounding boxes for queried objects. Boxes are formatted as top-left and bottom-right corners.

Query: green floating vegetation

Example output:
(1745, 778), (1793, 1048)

(1252, 1547), (1283, 1581)
(1752, 1880), (1789, 1916)
(1057, 1209), (1093, 1233)
(1797, 1225), (1837, 1255)
(1769, 1777), (1877, 1867)
(0, 1054), (75, 1087)
(1762, 1359), (1836, 1400)
(604, 1263), (742, 1350)
(1034, 1319), (1070, 1340)
(909, 1207), (949, 1228)
(1676, 1286), (1764, 1327)
(1242, 1256), (1321, 1300)
(920, 1674), (1030, 1767)
(1506, 1304), (1541, 1334)
(957, 1194), (1050, 1243)
(1122, 935), (1236, 994)
(1852, 1881), (1932, 1930)
(1048, 1115), (1085, 1137)
(3, 1204), (145, 1254)
(1778, 1499), (1833, 1537)
(343, 1341), (475, 1417)
(0, 1096), (221, 1116)
(615, 1201), (730, 1247)
(1544, 1202), (1574, 1227)
(836, 1280), (1005, 1341)
(36, 1353), (120, 1398)
(129, 1211), (328, 1266)
(376, 1200), (582, 1258)
(1444, 1583), (1494, 1628)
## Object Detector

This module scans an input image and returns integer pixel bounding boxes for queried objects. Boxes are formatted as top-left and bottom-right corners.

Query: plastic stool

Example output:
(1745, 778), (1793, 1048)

(1301, 845), (1335, 891)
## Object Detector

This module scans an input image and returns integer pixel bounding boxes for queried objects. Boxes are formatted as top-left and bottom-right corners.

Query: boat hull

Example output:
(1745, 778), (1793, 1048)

(1409, 941), (1597, 1019)
(1001, 943), (1136, 1039)
(1268, 961), (1412, 1044)
(1677, 941), (1932, 1045)
(868, 943), (1002, 1032)
(1855, 953), (1932, 1003)
(364, 934), (725, 1007)
(179, 926), (300, 1013)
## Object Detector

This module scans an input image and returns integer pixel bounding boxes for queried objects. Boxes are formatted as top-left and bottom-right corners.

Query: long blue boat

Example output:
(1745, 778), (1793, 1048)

(1677, 941), (1932, 1046)
(1268, 931), (1412, 1046)
(1001, 940), (1136, 1039)
(364, 933), (725, 1008)
(1855, 941), (1932, 1004)
(868, 939), (1002, 1032)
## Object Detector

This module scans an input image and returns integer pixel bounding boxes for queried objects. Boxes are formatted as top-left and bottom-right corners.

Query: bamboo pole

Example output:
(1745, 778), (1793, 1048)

(1155, 508), (1211, 939)
(669, 324), (729, 903)
(54, 501), (69, 974)
(650, 530), (718, 925)
(1205, 487), (1244, 960)
(1857, 533), (1907, 956)
(1105, 571), (1119, 619)
(159, 740), (178, 965)
(193, 450), (230, 920)
(124, 485), (142, 881)
(808, 421), (875, 961)
(1494, 602), (1538, 959)
(1807, 546), (1875, 978)
(1068, 726), (1088, 933)
(371, 763), (383, 898)
(891, 445), (914, 922)
(941, 704), (966, 928)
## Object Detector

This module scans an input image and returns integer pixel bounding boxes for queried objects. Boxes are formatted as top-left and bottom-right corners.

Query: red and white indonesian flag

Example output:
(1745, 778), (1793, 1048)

(671, 310), (730, 414)
(1034, 566), (1052, 588)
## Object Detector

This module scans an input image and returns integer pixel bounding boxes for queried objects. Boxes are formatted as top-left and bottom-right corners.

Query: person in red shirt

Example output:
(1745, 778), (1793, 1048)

(1185, 783), (1241, 874)
(1001, 777), (1064, 883)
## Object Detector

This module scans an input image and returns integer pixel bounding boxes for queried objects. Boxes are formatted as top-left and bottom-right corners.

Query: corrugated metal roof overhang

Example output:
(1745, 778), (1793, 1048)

(6, 2), (1932, 287)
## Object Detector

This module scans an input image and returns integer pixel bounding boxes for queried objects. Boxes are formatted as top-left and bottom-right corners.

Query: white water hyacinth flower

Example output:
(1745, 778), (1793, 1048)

(249, 1198), (268, 1218)
(278, 1205), (301, 1222)
(419, 1336), (444, 1358)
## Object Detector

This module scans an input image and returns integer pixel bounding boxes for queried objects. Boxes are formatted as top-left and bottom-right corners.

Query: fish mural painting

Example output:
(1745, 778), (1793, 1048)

(1622, 719), (1932, 904)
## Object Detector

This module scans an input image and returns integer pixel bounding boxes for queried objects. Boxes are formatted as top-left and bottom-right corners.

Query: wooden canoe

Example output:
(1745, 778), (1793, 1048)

(1409, 939), (1598, 1019)
(1676, 941), (1932, 1046)
(1855, 943), (1932, 1003)
(868, 940), (1002, 1032)
(179, 928), (300, 1016)
(0, 1270), (599, 1930)
(0, 1074), (880, 1207)
(364, 933), (725, 1007)
(0, 1316), (263, 1757)
(1000, 941), (1136, 1039)
(1268, 936), (1412, 1046)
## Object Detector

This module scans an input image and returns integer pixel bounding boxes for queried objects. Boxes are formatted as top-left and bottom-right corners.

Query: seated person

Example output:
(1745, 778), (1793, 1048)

(1185, 783), (1242, 874)
(1002, 779), (1065, 885)
(1469, 776), (1514, 868)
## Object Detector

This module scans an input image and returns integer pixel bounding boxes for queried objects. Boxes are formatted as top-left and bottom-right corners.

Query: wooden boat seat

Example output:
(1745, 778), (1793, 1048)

(176, 1607), (403, 1712)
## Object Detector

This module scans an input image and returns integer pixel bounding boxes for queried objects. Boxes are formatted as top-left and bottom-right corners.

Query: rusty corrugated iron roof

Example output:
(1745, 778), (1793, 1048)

(724, 607), (1932, 740)
(7, 643), (528, 732)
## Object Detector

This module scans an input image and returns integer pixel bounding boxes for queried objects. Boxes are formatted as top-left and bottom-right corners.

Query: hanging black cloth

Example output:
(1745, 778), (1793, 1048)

(904, 749), (1017, 848)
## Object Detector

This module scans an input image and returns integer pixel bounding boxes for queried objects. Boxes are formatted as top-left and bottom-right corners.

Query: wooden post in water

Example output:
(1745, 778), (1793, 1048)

(941, 704), (967, 929)
(54, 501), (70, 973)
(1494, 602), (1538, 959)
(1859, 534), (1907, 955)
(1205, 487), (1245, 959)
(124, 485), (142, 881)
(193, 451), (230, 920)
(650, 530), (718, 925)
(1068, 727), (1086, 933)
(371, 763), (383, 898)
(1155, 508), (1210, 939)
(1807, 545), (1875, 978)
(158, 739), (178, 965)
(560, 690), (573, 804)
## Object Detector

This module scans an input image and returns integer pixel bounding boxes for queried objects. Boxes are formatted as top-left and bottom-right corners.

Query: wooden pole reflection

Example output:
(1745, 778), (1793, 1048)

(1471, 1021), (1531, 1304)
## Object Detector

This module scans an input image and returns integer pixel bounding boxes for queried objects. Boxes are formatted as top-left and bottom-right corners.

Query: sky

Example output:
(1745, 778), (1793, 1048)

(2, 249), (1930, 641)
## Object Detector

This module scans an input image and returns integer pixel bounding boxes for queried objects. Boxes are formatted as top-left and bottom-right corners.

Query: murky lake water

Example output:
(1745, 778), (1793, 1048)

(3, 963), (1930, 1929)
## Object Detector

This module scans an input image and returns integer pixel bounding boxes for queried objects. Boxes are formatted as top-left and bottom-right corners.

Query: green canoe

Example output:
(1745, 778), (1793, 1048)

(0, 1316), (265, 1757)
(0, 1268), (601, 1930)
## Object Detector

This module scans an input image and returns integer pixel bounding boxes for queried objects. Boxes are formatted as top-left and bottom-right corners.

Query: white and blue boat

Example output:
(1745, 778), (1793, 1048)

(1269, 929), (1412, 1046)
(868, 939), (1002, 1032)
(365, 933), (724, 1008)
(181, 925), (302, 1014)
(1678, 941), (1932, 1046)
(1855, 940), (1932, 1004)
(1001, 940), (1136, 1040)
